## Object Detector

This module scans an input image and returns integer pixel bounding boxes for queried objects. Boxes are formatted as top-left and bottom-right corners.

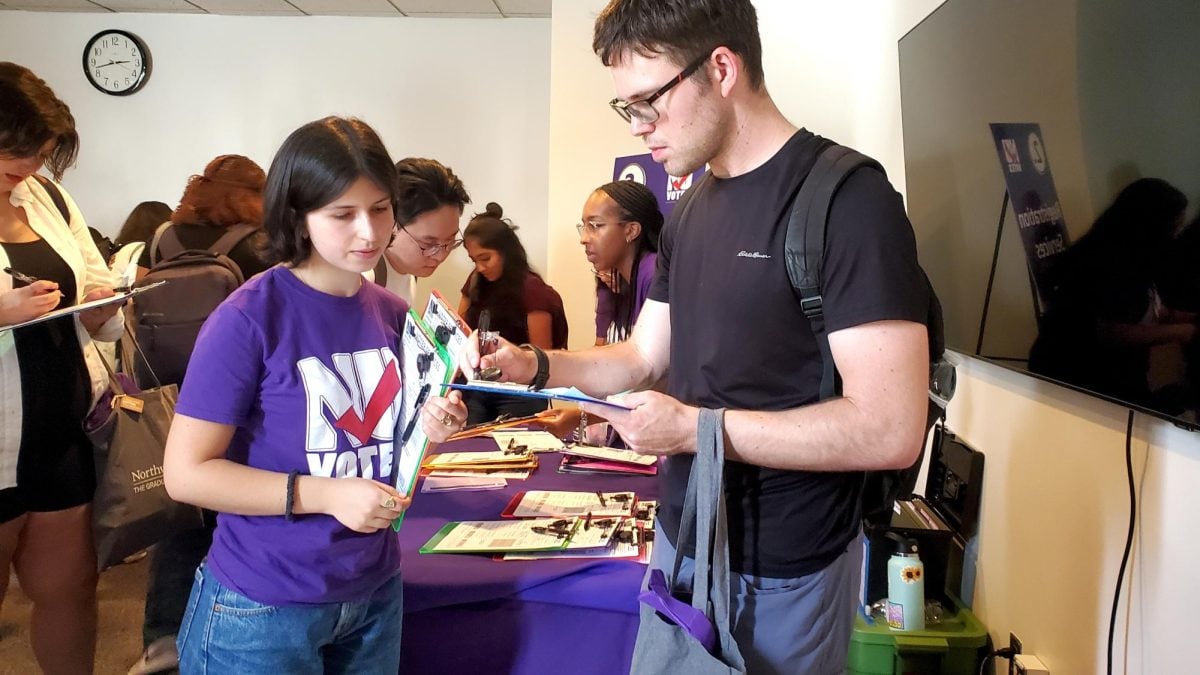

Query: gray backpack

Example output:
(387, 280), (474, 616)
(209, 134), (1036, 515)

(132, 224), (258, 386)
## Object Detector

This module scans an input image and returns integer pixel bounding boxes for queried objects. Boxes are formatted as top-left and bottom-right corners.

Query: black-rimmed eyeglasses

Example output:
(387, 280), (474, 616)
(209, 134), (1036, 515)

(401, 227), (463, 257)
(608, 52), (710, 124)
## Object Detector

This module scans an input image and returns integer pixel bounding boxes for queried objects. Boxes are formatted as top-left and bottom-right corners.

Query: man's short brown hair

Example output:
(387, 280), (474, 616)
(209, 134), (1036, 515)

(593, 0), (765, 90)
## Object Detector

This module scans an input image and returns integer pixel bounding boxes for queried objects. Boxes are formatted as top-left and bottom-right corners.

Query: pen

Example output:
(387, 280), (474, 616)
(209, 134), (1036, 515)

(389, 383), (431, 487)
(584, 511), (592, 531)
(576, 410), (589, 446)
(596, 491), (607, 507)
(476, 310), (501, 381)
(3, 267), (40, 285)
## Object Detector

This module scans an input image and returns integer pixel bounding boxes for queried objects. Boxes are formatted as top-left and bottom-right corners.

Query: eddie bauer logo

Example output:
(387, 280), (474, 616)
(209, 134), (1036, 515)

(130, 463), (164, 494)
(737, 251), (772, 259)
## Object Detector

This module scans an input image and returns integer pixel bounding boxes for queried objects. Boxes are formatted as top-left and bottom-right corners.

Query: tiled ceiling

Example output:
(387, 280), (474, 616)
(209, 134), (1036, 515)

(0, 0), (551, 17)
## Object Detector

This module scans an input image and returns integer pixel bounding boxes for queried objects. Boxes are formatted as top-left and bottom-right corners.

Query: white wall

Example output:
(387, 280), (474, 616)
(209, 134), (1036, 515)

(0, 11), (550, 310)
(547, 2), (1199, 673)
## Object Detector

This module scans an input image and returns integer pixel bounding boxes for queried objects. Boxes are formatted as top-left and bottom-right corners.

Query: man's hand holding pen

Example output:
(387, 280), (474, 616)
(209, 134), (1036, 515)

(463, 329), (538, 386)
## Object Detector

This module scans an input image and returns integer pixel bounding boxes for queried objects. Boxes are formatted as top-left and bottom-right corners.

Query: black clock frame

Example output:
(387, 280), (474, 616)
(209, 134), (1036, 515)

(82, 29), (152, 97)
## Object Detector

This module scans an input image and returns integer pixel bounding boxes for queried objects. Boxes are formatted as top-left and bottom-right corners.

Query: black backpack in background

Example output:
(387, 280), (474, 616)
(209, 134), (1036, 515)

(132, 223), (258, 386)
(782, 144), (954, 529)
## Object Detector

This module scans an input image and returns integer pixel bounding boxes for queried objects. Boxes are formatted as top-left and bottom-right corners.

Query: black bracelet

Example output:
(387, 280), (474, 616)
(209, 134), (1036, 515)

(285, 470), (299, 521)
(520, 343), (550, 390)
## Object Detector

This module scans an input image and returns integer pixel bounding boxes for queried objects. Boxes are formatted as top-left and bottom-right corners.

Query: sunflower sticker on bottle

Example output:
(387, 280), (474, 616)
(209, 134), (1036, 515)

(885, 533), (926, 631)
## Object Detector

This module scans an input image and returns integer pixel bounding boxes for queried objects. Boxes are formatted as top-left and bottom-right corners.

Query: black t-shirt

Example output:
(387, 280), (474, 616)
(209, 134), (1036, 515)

(650, 130), (929, 578)
(137, 223), (269, 279)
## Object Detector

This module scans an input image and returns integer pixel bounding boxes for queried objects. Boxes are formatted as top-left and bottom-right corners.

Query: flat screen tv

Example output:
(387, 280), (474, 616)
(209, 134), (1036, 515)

(899, 0), (1200, 429)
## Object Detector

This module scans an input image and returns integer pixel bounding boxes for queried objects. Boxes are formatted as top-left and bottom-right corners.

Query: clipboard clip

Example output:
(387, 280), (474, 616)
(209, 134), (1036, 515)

(531, 518), (573, 538)
(503, 438), (530, 456)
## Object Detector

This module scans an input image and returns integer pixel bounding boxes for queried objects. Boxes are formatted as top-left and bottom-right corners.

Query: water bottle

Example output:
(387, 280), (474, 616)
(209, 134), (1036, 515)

(885, 532), (925, 631)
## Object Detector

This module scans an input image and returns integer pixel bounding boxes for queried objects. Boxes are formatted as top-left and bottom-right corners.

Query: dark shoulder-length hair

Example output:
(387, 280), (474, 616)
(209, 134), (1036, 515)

(595, 180), (663, 340)
(171, 154), (266, 229)
(115, 200), (172, 246)
(262, 117), (398, 266)
(0, 62), (79, 180)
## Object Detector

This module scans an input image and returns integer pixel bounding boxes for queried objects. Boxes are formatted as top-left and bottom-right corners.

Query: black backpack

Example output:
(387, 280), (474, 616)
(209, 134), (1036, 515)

(782, 143), (953, 529)
(132, 223), (258, 386)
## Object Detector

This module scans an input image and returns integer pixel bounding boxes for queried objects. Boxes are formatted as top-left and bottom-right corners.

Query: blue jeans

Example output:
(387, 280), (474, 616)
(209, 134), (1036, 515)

(177, 563), (403, 675)
(651, 521), (862, 675)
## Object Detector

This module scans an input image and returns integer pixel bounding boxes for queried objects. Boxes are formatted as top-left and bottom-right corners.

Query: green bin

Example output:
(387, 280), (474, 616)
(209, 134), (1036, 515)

(847, 602), (989, 675)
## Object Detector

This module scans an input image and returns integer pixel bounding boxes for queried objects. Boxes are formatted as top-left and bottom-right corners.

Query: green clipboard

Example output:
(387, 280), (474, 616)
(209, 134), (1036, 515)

(419, 519), (576, 554)
(391, 308), (454, 531)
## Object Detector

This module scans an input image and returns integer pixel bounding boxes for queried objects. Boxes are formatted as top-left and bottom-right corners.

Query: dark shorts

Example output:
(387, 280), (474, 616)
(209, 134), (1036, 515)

(0, 427), (96, 523)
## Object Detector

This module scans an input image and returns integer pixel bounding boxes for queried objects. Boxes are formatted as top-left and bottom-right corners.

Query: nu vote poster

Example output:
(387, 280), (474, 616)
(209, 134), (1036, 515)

(612, 153), (706, 217)
(989, 122), (1072, 305)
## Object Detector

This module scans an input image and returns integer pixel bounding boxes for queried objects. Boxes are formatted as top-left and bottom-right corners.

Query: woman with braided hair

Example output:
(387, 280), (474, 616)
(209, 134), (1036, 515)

(541, 180), (664, 442)
(580, 180), (663, 345)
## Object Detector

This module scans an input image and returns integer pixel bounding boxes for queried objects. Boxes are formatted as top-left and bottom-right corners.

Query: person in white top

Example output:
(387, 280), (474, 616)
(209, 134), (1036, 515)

(0, 61), (123, 675)
(369, 157), (471, 305)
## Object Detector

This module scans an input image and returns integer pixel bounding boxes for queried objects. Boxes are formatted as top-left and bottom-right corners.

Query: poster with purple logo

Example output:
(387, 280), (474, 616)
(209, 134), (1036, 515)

(613, 153), (706, 217)
(988, 123), (1071, 304)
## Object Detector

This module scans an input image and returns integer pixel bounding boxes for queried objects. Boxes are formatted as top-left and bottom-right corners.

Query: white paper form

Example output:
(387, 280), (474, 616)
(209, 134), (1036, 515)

(561, 444), (657, 467)
(510, 491), (635, 518)
(421, 519), (575, 554)
(491, 430), (565, 454)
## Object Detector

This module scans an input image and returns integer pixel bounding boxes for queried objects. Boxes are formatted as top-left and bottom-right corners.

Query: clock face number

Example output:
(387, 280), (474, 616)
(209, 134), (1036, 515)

(83, 31), (149, 95)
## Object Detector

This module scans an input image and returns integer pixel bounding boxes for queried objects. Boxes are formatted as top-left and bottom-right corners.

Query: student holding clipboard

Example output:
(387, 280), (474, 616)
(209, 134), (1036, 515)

(162, 117), (462, 673)
(0, 62), (125, 675)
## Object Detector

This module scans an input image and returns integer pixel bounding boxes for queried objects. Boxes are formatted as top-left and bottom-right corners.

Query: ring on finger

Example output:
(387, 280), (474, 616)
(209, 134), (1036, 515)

(381, 496), (397, 509)
(440, 413), (454, 426)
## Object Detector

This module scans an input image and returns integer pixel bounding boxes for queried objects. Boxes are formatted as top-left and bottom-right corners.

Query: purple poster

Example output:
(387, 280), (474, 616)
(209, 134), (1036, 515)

(612, 154), (706, 217)
(988, 123), (1072, 301)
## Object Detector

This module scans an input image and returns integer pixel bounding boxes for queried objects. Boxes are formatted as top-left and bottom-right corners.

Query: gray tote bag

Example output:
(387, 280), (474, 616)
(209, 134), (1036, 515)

(629, 407), (746, 674)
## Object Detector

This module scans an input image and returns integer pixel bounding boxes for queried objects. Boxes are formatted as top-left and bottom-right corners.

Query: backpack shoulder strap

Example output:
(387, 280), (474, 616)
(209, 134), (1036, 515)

(208, 223), (259, 258)
(30, 174), (71, 225)
(154, 224), (187, 264)
(784, 144), (885, 399)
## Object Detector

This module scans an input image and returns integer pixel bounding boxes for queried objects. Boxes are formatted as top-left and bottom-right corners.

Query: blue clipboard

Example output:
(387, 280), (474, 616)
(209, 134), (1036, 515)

(443, 381), (633, 410)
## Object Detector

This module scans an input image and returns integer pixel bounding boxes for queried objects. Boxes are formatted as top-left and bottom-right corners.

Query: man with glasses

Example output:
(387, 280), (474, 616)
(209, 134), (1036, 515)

(371, 157), (470, 305)
(459, 1), (931, 671)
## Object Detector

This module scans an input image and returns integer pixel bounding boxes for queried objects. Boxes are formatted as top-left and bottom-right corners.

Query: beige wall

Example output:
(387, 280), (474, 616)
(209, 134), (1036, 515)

(547, 2), (1199, 673)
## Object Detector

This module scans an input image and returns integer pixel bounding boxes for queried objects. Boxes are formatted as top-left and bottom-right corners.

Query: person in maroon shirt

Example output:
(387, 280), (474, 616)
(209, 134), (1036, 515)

(459, 201), (567, 424)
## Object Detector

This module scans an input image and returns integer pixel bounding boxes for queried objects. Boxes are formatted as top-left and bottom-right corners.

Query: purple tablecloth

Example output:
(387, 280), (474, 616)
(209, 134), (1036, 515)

(399, 437), (658, 674)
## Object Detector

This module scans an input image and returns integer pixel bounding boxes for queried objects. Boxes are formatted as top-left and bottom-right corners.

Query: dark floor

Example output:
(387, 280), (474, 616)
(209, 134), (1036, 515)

(0, 558), (147, 675)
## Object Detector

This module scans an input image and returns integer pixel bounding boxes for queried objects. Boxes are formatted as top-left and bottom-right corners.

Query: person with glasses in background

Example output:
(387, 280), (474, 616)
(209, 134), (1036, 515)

(369, 157), (470, 306)
(453, 1), (933, 671)
(541, 180), (663, 442)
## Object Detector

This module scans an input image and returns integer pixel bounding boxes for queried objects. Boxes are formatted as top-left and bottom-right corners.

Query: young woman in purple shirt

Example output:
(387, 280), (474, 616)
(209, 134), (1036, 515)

(163, 116), (463, 673)
(543, 180), (663, 441)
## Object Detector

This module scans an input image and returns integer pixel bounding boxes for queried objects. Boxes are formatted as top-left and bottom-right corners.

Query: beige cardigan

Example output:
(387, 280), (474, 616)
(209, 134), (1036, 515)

(0, 176), (123, 491)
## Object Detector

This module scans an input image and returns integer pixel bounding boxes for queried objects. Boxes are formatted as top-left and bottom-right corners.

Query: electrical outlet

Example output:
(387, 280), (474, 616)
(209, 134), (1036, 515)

(1008, 633), (1023, 675)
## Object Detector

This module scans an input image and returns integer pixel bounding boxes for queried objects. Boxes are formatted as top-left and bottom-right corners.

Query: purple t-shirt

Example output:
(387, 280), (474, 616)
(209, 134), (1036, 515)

(595, 252), (657, 340)
(177, 266), (408, 606)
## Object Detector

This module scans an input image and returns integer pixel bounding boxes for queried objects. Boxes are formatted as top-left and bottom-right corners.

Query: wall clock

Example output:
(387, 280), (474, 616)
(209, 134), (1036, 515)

(82, 30), (151, 96)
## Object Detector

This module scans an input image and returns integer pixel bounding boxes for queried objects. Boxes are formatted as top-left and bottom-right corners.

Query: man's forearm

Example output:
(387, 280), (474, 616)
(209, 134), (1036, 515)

(545, 340), (658, 397)
(720, 396), (926, 472)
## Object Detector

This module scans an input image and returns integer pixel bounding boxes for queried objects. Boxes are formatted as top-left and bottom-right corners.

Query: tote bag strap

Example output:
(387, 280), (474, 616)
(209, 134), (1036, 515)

(671, 407), (735, 643)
